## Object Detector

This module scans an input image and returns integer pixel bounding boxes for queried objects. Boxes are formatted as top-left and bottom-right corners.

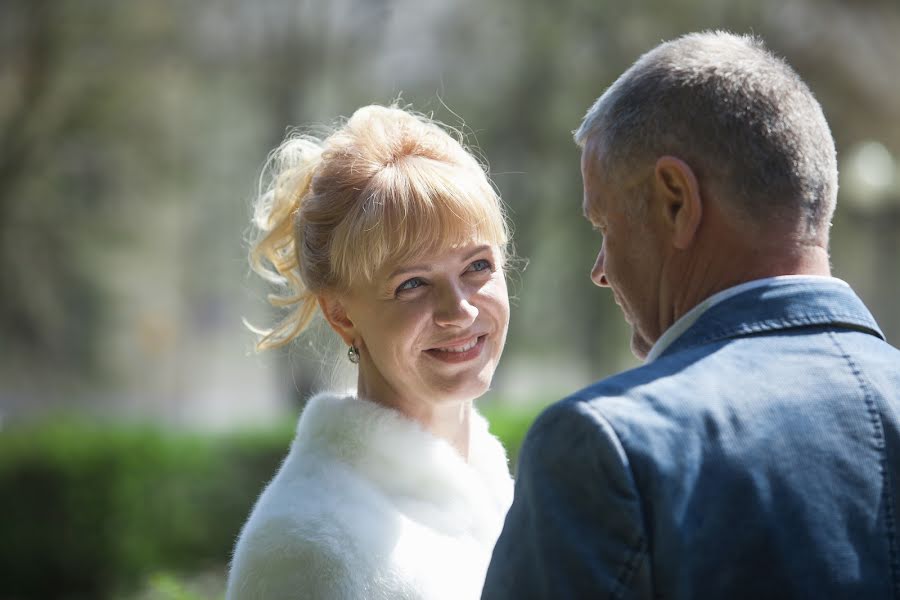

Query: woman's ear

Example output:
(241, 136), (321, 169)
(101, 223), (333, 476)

(654, 156), (703, 250)
(317, 295), (356, 346)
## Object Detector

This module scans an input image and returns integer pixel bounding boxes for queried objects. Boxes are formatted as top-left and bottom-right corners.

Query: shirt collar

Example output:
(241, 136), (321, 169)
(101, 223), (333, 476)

(645, 275), (850, 363)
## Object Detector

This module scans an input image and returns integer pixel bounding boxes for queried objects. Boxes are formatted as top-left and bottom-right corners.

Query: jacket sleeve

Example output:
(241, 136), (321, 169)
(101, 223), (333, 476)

(481, 399), (652, 600)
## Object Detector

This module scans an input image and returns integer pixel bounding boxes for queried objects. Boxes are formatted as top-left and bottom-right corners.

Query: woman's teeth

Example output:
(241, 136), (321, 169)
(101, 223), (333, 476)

(437, 337), (479, 353)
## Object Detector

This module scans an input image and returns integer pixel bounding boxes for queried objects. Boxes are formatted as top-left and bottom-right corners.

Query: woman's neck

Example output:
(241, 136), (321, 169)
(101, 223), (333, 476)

(357, 371), (472, 460)
(410, 400), (472, 461)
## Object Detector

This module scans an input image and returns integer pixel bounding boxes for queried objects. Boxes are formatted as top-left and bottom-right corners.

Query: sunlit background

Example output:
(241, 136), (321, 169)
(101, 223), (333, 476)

(2, 0), (899, 597)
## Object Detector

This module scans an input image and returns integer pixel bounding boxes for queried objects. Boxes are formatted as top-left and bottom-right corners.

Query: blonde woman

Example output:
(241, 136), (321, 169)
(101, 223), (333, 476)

(226, 105), (514, 599)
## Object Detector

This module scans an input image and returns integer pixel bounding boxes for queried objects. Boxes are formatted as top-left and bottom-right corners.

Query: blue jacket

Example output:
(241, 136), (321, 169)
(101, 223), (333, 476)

(483, 278), (900, 599)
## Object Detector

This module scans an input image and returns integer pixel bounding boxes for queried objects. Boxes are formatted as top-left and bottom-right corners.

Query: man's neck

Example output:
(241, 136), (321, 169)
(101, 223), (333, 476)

(664, 240), (831, 335)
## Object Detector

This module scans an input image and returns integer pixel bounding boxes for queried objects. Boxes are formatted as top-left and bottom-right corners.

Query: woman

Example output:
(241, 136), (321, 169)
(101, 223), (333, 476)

(226, 105), (513, 599)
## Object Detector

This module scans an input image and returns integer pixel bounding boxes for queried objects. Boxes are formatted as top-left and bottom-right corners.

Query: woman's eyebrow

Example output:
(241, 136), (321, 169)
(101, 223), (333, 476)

(388, 245), (492, 279)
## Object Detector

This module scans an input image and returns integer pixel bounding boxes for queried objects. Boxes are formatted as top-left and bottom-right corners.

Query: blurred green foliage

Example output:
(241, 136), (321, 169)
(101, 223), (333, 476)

(0, 419), (290, 599)
(138, 572), (222, 600)
(0, 403), (540, 599)
(482, 402), (548, 469)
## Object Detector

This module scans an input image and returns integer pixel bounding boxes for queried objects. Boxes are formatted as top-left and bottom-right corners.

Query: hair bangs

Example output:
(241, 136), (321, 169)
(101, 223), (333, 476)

(331, 158), (508, 288)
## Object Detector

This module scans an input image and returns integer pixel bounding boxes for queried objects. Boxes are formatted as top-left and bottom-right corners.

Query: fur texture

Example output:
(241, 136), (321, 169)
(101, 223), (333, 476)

(226, 393), (514, 599)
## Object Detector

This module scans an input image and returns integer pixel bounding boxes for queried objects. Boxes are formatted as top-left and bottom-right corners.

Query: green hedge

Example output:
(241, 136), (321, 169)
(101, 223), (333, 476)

(0, 404), (542, 599)
(0, 420), (294, 599)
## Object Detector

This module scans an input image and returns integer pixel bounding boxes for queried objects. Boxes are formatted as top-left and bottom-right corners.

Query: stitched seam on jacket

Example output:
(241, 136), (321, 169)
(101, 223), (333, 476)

(612, 541), (648, 600)
(581, 401), (650, 599)
(828, 331), (900, 596)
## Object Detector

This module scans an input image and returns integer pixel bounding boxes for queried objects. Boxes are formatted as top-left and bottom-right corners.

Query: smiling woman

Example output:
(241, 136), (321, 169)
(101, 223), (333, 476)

(227, 105), (514, 600)
(333, 241), (510, 431)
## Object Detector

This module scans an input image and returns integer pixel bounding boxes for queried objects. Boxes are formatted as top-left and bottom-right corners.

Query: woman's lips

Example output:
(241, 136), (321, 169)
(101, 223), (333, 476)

(425, 335), (487, 364)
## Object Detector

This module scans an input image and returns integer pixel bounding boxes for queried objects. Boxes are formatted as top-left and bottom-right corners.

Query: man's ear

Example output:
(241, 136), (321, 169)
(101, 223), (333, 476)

(654, 156), (702, 250)
(317, 295), (356, 347)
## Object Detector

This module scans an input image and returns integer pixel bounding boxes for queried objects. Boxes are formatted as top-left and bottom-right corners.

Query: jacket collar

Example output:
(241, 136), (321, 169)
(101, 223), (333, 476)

(657, 278), (884, 361)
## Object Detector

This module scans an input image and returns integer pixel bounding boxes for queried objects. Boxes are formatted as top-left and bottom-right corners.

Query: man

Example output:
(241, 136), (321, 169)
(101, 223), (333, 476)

(482, 31), (900, 599)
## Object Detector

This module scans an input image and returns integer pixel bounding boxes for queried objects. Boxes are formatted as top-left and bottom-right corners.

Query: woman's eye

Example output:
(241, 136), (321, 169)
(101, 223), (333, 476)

(467, 259), (492, 273)
(396, 277), (425, 294)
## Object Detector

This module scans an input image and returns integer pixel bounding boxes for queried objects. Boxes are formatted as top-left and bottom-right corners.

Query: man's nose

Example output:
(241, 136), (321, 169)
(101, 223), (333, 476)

(591, 247), (609, 287)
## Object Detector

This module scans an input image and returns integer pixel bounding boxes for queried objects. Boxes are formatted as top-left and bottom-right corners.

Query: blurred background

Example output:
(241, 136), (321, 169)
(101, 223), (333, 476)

(2, 0), (899, 597)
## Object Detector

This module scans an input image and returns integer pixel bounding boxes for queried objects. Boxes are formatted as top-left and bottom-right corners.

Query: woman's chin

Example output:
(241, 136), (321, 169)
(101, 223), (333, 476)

(428, 368), (496, 404)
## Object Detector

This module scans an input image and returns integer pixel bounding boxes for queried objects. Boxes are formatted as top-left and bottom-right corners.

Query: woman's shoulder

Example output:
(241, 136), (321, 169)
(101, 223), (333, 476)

(226, 460), (376, 599)
(236, 467), (345, 549)
(236, 420), (381, 549)
(227, 469), (408, 600)
(226, 509), (353, 599)
(227, 400), (402, 596)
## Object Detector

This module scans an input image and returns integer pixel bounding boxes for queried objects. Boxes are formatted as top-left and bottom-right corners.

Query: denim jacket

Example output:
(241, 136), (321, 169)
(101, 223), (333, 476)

(483, 278), (900, 599)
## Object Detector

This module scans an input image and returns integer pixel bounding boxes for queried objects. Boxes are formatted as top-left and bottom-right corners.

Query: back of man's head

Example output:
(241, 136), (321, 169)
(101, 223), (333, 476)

(575, 31), (837, 246)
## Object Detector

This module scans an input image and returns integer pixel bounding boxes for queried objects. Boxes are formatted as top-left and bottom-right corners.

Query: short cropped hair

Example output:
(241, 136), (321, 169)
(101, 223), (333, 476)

(575, 31), (837, 242)
(249, 105), (509, 350)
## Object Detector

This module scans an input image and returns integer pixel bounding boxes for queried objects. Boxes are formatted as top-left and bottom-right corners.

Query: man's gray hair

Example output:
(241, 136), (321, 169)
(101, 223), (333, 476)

(575, 31), (837, 242)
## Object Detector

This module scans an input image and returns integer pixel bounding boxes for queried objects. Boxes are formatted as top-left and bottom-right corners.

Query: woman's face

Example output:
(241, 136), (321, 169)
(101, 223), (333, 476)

(334, 240), (509, 410)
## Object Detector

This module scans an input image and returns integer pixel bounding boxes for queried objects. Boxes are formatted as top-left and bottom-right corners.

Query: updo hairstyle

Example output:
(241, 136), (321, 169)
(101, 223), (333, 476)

(248, 105), (509, 350)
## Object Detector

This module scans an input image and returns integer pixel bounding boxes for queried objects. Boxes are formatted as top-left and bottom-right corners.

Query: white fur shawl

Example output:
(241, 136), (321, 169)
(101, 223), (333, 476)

(226, 392), (514, 599)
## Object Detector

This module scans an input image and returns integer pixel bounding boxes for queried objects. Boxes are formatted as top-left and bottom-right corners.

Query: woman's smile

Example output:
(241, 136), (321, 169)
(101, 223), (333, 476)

(425, 334), (488, 363)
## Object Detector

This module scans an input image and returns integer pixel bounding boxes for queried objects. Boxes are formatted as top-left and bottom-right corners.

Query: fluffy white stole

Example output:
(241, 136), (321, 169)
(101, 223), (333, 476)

(226, 392), (514, 600)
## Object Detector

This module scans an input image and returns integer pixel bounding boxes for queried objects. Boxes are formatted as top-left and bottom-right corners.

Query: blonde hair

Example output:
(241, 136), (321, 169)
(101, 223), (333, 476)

(248, 104), (509, 350)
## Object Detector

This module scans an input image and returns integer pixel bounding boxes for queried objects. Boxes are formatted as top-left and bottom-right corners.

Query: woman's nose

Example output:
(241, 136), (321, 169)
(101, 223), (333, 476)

(434, 285), (479, 327)
(591, 247), (609, 287)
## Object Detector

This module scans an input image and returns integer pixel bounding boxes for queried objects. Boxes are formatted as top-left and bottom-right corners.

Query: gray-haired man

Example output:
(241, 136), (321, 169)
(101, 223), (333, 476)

(483, 31), (900, 599)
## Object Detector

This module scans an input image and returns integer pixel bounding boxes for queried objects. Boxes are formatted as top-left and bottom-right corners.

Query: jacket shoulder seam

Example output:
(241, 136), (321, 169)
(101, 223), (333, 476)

(579, 400), (651, 598)
(827, 330), (900, 595)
